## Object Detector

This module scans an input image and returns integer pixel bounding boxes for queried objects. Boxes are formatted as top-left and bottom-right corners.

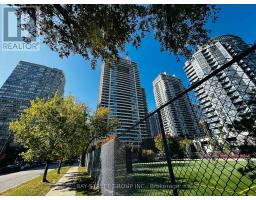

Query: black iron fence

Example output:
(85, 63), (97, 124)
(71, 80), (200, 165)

(118, 43), (256, 196)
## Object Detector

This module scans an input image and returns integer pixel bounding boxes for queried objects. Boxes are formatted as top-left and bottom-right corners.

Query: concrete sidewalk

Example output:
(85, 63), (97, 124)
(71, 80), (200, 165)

(46, 165), (79, 196)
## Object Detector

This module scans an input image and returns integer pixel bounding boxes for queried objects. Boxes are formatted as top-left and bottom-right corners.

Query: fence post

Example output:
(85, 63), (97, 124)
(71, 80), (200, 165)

(157, 110), (178, 196)
(125, 145), (133, 173)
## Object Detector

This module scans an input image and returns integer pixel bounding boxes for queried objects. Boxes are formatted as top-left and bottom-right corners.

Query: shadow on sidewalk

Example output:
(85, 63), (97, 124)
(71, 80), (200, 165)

(48, 167), (100, 196)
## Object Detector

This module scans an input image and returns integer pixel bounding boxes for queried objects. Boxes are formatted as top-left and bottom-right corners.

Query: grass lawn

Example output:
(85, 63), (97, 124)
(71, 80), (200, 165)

(130, 159), (256, 196)
(0, 166), (71, 196)
(75, 166), (100, 196)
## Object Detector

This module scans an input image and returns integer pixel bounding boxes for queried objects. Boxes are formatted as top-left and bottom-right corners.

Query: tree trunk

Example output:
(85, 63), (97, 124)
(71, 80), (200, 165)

(57, 160), (62, 174)
(80, 152), (86, 167)
(42, 161), (49, 182)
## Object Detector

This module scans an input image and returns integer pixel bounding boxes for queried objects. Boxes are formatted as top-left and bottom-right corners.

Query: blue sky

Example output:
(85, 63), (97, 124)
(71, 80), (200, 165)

(0, 5), (256, 112)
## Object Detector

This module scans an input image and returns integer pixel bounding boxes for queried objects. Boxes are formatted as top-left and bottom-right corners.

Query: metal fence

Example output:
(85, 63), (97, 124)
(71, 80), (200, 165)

(118, 43), (256, 196)
(85, 138), (128, 195)
(85, 43), (256, 196)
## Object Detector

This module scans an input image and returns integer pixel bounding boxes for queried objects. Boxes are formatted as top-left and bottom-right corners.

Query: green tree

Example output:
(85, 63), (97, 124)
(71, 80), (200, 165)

(169, 136), (184, 158)
(200, 120), (222, 152)
(79, 107), (119, 166)
(154, 134), (164, 155)
(218, 129), (231, 154)
(147, 5), (219, 59)
(90, 107), (119, 138)
(14, 4), (219, 68)
(154, 134), (181, 158)
(9, 94), (89, 182)
(141, 138), (158, 152)
(53, 96), (90, 173)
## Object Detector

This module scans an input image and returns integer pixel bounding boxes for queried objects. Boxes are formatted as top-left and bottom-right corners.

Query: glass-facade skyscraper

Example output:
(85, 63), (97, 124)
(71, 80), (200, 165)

(98, 58), (151, 144)
(0, 61), (65, 149)
(184, 35), (256, 141)
(148, 113), (161, 137)
(153, 72), (201, 138)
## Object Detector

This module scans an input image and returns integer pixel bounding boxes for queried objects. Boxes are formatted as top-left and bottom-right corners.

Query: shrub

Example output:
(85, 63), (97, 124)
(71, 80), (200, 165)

(141, 150), (155, 162)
